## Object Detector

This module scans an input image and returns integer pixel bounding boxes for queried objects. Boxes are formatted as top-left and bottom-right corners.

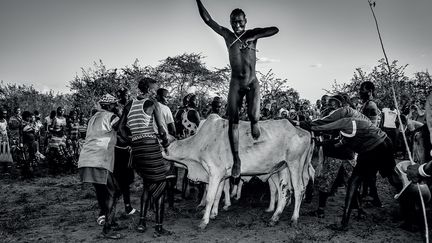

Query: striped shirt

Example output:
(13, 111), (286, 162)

(127, 99), (155, 138)
(70, 122), (80, 139)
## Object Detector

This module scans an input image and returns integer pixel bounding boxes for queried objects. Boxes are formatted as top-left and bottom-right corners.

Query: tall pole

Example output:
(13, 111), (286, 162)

(367, 1), (429, 241)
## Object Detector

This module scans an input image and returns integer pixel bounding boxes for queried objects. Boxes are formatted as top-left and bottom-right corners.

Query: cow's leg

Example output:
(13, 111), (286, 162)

(266, 174), (278, 213)
(210, 179), (225, 219)
(197, 184), (208, 210)
(230, 183), (238, 198)
(223, 179), (231, 211)
(290, 170), (304, 227)
(269, 169), (289, 226)
(199, 173), (223, 229)
(235, 179), (244, 201)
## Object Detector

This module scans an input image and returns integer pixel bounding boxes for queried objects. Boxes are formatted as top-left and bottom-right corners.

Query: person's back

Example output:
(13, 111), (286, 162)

(382, 107), (398, 129)
(126, 98), (155, 139)
(313, 115), (387, 153)
(79, 110), (117, 171)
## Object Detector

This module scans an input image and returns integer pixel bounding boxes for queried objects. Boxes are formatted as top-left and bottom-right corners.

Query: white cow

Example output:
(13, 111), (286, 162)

(164, 114), (314, 229)
(196, 169), (290, 226)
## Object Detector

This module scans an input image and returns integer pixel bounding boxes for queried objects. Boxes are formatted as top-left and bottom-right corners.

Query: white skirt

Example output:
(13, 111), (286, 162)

(0, 141), (13, 163)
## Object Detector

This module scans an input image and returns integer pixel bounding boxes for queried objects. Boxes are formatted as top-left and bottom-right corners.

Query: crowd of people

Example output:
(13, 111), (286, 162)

(0, 76), (429, 236)
(0, 106), (87, 178)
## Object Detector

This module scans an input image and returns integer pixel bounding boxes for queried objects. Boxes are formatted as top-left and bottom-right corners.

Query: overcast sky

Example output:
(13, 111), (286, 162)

(1, 0), (431, 102)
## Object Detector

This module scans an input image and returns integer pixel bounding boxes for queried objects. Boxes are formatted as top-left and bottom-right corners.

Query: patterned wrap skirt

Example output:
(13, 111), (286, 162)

(317, 156), (355, 194)
(131, 137), (171, 199)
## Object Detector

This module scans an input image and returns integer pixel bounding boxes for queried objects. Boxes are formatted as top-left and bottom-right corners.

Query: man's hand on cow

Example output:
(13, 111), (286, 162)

(406, 164), (421, 183)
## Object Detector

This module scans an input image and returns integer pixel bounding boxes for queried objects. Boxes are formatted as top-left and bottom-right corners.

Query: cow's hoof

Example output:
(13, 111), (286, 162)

(265, 208), (274, 213)
(267, 219), (278, 227)
(209, 213), (218, 219)
(290, 219), (298, 228)
(223, 205), (230, 211)
(234, 196), (241, 201)
(198, 221), (208, 230)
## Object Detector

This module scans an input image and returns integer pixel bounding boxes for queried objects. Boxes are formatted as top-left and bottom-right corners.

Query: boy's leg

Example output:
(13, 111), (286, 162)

(137, 182), (149, 232)
(246, 80), (261, 140)
(103, 173), (122, 238)
(94, 183), (109, 217)
(227, 84), (242, 178)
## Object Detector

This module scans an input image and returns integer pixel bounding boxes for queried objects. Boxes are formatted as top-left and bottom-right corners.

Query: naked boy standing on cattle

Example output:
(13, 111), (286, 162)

(196, 0), (279, 178)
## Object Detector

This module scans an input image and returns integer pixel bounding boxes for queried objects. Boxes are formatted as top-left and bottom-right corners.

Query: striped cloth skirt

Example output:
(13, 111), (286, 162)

(131, 137), (170, 199)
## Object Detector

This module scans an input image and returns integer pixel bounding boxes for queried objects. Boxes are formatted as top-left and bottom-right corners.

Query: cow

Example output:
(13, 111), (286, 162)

(163, 114), (314, 229)
(228, 174), (286, 213)
(196, 169), (291, 224)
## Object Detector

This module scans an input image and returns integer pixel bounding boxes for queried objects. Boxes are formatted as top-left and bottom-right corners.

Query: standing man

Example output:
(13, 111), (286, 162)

(196, 0), (279, 178)
(359, 81), (380, 127)
(154, 88), (176, 137)
(113, 87), (137, 215)
(381, 102), (399, 154)
(359, 81), (382, 207)
(154, 88), (177, 208)
(78, 94), (122, 239)
(117, 78), (172, 237)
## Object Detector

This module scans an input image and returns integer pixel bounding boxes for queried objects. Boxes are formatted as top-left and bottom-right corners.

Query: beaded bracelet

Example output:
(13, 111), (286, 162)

(418, 164), (431, 178)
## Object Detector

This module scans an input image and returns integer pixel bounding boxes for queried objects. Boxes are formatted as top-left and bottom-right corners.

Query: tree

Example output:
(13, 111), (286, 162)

(330, 59), (432, 109)
(0, 82), (71, 117)
(258, 69), (300, 110)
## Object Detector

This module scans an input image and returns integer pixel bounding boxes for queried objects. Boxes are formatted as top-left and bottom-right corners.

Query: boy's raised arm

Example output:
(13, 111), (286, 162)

(196, 0), (230, 38)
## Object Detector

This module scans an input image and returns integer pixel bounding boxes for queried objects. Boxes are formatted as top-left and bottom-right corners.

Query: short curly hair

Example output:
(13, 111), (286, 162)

(137, 77), (157, 94)
(230, 8), (246, 19)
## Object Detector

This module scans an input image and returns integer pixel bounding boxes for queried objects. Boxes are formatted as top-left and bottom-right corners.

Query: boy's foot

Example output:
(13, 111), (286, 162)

(251, 123), (261, 140)
(137, 222), (147, 233)
(125, 207), (138, 215)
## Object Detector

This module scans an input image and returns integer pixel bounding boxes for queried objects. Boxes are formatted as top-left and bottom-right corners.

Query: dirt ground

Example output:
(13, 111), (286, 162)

(0, 168), (428, 243)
